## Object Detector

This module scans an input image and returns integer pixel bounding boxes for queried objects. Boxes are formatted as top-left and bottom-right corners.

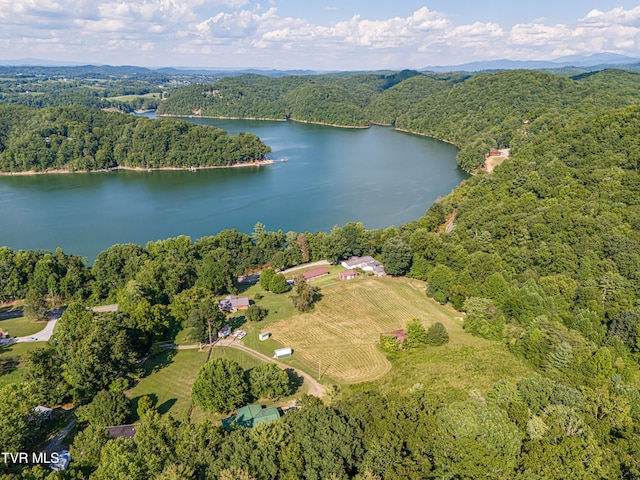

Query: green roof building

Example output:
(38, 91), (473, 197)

(222, 404), (281, 430)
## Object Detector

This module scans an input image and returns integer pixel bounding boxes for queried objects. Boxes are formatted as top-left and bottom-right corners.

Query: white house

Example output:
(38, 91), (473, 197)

(340, 256), (386, 276)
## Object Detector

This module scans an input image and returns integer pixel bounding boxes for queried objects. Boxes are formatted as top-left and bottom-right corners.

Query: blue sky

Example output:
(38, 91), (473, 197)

(1, 1), (640, 69)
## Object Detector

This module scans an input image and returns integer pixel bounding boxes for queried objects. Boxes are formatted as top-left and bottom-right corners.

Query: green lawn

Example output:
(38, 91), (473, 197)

(0, 315), (47, 338)
(127, 347), (266, 422)
(0, 343), (44, 388)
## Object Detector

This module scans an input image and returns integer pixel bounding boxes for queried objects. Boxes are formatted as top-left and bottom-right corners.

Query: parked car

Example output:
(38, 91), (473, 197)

(50, 451), (71, 471)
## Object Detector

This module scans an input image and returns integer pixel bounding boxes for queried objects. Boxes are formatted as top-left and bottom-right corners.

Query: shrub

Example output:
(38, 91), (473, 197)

(246, 304), (267, 322)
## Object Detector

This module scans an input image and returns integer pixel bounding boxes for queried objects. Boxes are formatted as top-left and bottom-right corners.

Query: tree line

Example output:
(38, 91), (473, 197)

(0, 105), (271, 172)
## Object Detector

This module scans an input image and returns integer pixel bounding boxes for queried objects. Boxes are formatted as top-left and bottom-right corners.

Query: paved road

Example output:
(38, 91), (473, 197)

(42, 417), (76, 456)
(0, 309), (64, 345)
(281, 260), (331, 274)
(237, 260), (332, 285)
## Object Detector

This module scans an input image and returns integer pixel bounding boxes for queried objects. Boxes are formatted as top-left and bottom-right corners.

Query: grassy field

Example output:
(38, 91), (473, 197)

(0, 343), (44, 388)
(239, 273), (534, 396)
(127, 347), (271, 422)
(109, 93), (161, 101)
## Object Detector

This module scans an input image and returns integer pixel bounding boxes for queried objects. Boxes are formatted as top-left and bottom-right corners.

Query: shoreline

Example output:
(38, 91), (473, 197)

(0, 159), (274, 176)
(393, 127), (460, 149)
(157, 113), (370, 129)
(394, 127), (478, 175)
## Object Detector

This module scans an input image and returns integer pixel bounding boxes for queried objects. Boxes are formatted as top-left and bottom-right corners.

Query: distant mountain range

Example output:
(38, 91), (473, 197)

(422, 53), (640, 72)
(2, 52), (640, 74)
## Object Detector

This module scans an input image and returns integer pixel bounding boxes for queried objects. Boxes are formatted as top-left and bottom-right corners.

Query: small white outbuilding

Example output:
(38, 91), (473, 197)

(259, 332), (271, 341)
(274, 347), (292, 359)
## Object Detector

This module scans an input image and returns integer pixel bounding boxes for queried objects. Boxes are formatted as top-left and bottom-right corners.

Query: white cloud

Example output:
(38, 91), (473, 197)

(2, 4), (640, 69)
(581, 7), (640, 26)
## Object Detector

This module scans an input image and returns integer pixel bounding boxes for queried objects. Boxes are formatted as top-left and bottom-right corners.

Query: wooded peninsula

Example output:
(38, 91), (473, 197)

(1, 65), (640, 479)
(0, 105), (271, 172)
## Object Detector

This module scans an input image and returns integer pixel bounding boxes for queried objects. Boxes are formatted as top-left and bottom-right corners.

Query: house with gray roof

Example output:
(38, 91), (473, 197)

(218, 295), (250, 312)
(340, 256), (386, 276)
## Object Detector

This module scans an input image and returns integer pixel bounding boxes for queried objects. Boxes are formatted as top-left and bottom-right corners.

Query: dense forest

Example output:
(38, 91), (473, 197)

(158, 68), (640, 171)
(0, 105), (270, 172)
(2, 67), (640, 478)
(155, 70), (447, 126)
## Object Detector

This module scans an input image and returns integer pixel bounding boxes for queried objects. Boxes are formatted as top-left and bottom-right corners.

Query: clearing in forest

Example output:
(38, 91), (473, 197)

(267, 275), (533, 393)
(268, 276), (459, 383)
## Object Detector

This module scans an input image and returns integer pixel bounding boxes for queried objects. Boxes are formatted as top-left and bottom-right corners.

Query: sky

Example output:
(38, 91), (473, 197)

(2, 1), (640, 70)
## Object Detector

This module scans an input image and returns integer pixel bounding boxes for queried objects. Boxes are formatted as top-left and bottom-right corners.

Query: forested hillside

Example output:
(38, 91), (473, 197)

(0, 105), (270, 172)
(156, 70), (430, 126)
(158, 68), (640, 171)
(2, 67), (640, 478)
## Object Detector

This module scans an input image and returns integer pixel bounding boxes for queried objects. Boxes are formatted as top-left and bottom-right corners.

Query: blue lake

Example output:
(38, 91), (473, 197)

(0, 117), (468, 262)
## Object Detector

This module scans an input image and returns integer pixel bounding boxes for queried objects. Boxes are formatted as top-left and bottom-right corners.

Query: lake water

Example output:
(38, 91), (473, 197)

(0, 117), (467, 262)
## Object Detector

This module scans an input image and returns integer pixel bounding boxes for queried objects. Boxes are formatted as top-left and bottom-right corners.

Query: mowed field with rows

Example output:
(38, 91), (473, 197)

(268, 276), (460, 383)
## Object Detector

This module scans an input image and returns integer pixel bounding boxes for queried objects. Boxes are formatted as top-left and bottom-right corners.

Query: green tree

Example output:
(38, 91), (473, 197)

(245, 304), (267, 322)
(546, 341), (574, 372)
(424, 322), (449, 346)
(608, 309), (638, 349)
(77, 390), (131, 426)
(24, 287), (48, 320)
(25, 345), (69, 405)
(196, 248), (237, 295)
(192, 358), (249, 413)
(70, 424), (110, 472)
(284, 401), (363, 480)
(380, 237), (412, 276)
(260, 268), (276, 291)
(248, 363), (291, 400)
(188, 296), (226, 345)
(433, 400), (522, 479)
(426, 264), (454, 304)
(517, 376), (555, 414)
(290, 275), (320, 312)
(137, 395), (156, 418)
(0, 384), (36, 451)
(53, 303), (137, 403)
(92, 439), (147, 480)
(462, 297), (505, 340)
(269, 273), (290, 294)
(406, 318), (428, 348)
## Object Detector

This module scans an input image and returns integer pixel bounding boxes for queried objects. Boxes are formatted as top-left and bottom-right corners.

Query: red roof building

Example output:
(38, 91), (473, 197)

(303, 267), (329, 281)
(339, 270), (357, 280)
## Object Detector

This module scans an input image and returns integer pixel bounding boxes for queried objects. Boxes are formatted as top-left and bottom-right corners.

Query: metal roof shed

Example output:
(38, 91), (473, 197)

(274, 347), (292, 359)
